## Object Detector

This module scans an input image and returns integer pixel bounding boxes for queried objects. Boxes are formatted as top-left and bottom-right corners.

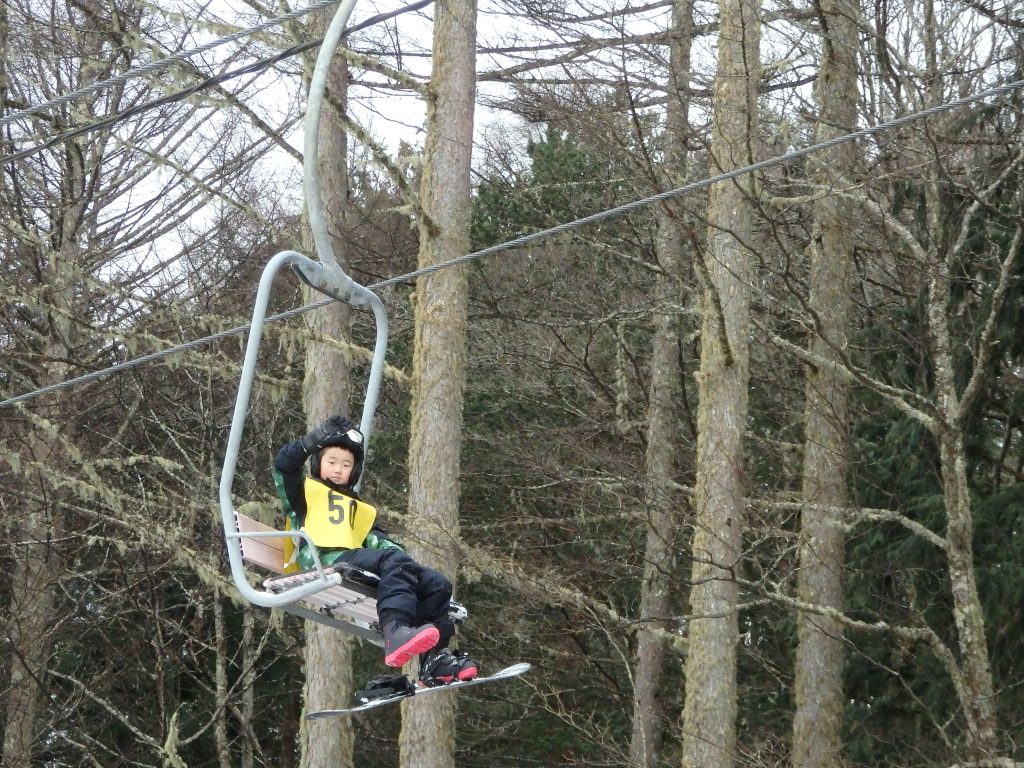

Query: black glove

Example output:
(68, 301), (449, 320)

(299, 415), (352, 453)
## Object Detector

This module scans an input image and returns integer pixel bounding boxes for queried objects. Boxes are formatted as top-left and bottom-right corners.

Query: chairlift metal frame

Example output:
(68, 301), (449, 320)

(218, 0), (389, 624)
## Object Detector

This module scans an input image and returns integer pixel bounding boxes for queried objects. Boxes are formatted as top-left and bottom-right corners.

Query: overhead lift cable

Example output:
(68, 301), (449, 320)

(0, 0), (342, 129)
(3, 72), (1024, 410)
(0, 0), (433, 168)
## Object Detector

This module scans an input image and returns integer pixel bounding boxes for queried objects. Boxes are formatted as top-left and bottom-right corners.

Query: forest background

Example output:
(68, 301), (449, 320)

(2, 0), (1024, 766)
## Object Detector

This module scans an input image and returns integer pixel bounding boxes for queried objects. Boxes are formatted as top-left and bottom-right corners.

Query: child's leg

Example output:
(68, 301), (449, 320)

(337, 547), (421, 620)
(337, 548), (440, 666)
(410, 565), (480, 683)
(414, 566), (455, 647)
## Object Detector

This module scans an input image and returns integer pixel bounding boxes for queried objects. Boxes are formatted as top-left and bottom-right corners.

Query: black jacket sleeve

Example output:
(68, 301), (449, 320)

(273, 438), (309, 527)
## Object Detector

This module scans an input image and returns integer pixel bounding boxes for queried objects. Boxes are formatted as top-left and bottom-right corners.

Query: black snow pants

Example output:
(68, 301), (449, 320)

(336, 547), (455, 648)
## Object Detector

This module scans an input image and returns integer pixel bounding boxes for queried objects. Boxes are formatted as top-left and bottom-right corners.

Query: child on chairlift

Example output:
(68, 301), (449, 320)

(273, 415), (478, 684)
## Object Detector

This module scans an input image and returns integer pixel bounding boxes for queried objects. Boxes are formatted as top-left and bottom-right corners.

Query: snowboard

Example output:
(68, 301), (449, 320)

(305, 662), (531, 718)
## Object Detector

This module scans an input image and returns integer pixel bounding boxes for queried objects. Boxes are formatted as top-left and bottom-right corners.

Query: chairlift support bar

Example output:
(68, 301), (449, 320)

(219, 0), (390, 615)
(303, 0), (355, 274)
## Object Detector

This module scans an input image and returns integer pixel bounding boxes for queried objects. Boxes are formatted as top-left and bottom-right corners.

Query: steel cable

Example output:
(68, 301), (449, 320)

(4, 74), (1024, 408)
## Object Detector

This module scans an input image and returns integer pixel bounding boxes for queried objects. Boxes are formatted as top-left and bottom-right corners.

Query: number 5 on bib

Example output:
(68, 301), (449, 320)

(302, 478), (377, 549)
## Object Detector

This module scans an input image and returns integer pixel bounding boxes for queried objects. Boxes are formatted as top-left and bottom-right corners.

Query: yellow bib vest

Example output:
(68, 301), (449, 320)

(301, 477), (377, 550)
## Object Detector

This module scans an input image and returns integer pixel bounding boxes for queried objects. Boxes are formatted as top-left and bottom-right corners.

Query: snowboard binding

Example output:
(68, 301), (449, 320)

(354, 674), (416, 704)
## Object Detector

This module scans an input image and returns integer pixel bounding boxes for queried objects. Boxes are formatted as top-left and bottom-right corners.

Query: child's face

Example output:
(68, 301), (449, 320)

(319, 446), (356, 486)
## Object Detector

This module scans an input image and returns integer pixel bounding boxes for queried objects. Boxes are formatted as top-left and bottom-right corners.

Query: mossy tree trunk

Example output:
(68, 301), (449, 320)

(2, 436), (67, 768)
(628, 1), (692, 765)
(2, 4), (82, 756)
(299, 14), (355, 767)
(680, 0), (759, 764)
(792, 0), (859, 764)
(921, 0), (999, 755)
(398, 0), (477, 764)
(1, 169), (80, 768)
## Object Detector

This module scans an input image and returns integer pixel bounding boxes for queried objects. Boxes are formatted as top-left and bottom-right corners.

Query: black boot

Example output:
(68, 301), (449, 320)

(381, 619), (440, 668)
(419, 648), (479, 686)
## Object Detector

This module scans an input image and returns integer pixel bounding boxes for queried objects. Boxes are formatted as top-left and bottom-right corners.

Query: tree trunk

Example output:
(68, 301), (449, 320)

(398, 0), (476, 765)
(629, 2), (692, 765)
(215, 594), (231, 768)
(241, 605), (256, 768)
(629, 236), (683, 768)
(926, 201), (999, 760)
(299, 305), (356, 768)
(792, 0), (859, 764)
(920, 0), (999, 754)
(680, 0), (759, 764)
(927, 216), (999, 759)
(300, 12), (356, 766)
(2, 295), (75, 768)
(0, 0), (7, 111)
(3, 85), (84, 765)
(935, 429), (999, 758)
(2, 480), (61, 768)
